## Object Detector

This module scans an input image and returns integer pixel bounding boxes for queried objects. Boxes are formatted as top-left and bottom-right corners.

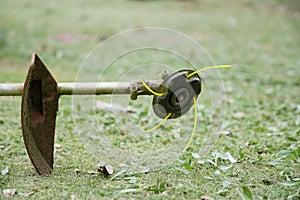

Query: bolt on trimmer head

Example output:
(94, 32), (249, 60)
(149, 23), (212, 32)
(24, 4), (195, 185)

(0, 53), (202, 175)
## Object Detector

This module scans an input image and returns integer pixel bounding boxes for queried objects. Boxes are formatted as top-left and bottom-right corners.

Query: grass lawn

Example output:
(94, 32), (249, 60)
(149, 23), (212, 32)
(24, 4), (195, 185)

(0, 0), (299, 199)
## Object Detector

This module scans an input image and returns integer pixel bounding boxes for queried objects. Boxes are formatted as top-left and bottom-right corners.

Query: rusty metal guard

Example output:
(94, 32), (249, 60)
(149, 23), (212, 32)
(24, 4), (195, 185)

(21, 53), (59, 174)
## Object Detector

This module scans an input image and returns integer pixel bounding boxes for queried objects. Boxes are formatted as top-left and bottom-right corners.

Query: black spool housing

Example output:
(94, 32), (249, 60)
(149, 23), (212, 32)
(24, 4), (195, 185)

(152, 69), (201, 119)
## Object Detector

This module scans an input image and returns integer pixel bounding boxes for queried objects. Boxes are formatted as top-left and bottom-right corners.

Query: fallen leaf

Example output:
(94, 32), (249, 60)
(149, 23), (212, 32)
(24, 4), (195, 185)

(211, 151), (237, 166)
(3, 189), (16, 197)
(268, 161), (281, 166)
(174, 167), (190, 175)
(215, 170), (221, 175)
(88, 170), (99, 175)
(197, 160), (205, 164)
(222, 180), (231, 188)
(98, 165), (114, 176)
(191, 152), (200, 159)
(278, 182), (297, 187)
(268, 126), (278, 133)
(70, 194), (77, 200)
(264, 88), (273, 94)
(19, 192), (35, 197)
(200, 195), (214, 200)
(128, 177), (137, 184)
(203, 176), (214, 180)
(104, 165), (114, 175)
(161, 189), (171, 196)
(212, 152), (229, 160)
(275, 150), (292, 157)
(218, 130), (231, 135)
(96, 101), (135, 113)
(118, 163), (128, 168)
(234, 112), (245, 118)
(119, 188), (142, 194)
(141, 166), (150, 174)
(295, 116), (300, 126)
(1, 167), (9, 176)
(54, 144), (63, 152)
(108, 170), (126, 181)
(216, 189), (229, 194)
(74, 169), (80, 174)
(206, 159), (217, 167)
(296, 104), (300, 113)
(219, 165), (232, 171)
(225, 152), (237, 163)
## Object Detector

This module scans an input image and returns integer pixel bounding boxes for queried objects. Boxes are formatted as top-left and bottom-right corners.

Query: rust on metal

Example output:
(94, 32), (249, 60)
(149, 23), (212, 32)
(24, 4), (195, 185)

(21, 53), (59, 175)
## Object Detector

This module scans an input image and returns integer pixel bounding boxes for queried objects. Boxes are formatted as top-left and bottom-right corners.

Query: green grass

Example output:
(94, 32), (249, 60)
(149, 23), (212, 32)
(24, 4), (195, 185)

(0, 0), (299, 199)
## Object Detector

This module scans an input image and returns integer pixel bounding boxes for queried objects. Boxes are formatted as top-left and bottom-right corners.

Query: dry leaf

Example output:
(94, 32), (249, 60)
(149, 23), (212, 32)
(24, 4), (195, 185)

(54, 144), (63, 152)
(200, 195), (214, 200)
(234, 112), (245, 118)
(161, 188), (171, 196)
(99, 165), (114, 176)
(141, 166), (150, 174)
(118, 163), (127, 168)
(96, 101), (135, 113)
(74, 169), (80, 174)
(70, 194), (77, 200)
(97, 165), (114, 176)
(88, 170), (99, 175)
(266, 133), (272, 136)
(192, 152), (200, 159)
(1, 167), (9, 176)
(218, 130), (230, 135)
(3, 189), (17, 197)
(19, 192), (35, 197)
(225, 152), (237, 163)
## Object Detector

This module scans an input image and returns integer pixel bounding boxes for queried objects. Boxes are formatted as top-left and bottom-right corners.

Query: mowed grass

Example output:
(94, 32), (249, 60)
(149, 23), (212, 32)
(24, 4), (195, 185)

(0, 0), (299, 199)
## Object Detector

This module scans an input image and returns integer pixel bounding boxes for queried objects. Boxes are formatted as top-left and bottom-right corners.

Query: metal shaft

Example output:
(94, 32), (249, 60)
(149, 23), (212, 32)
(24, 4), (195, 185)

(0, 81), (160, 96)
(58, 82), (131, 95)
(0, 83), (23, 96)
